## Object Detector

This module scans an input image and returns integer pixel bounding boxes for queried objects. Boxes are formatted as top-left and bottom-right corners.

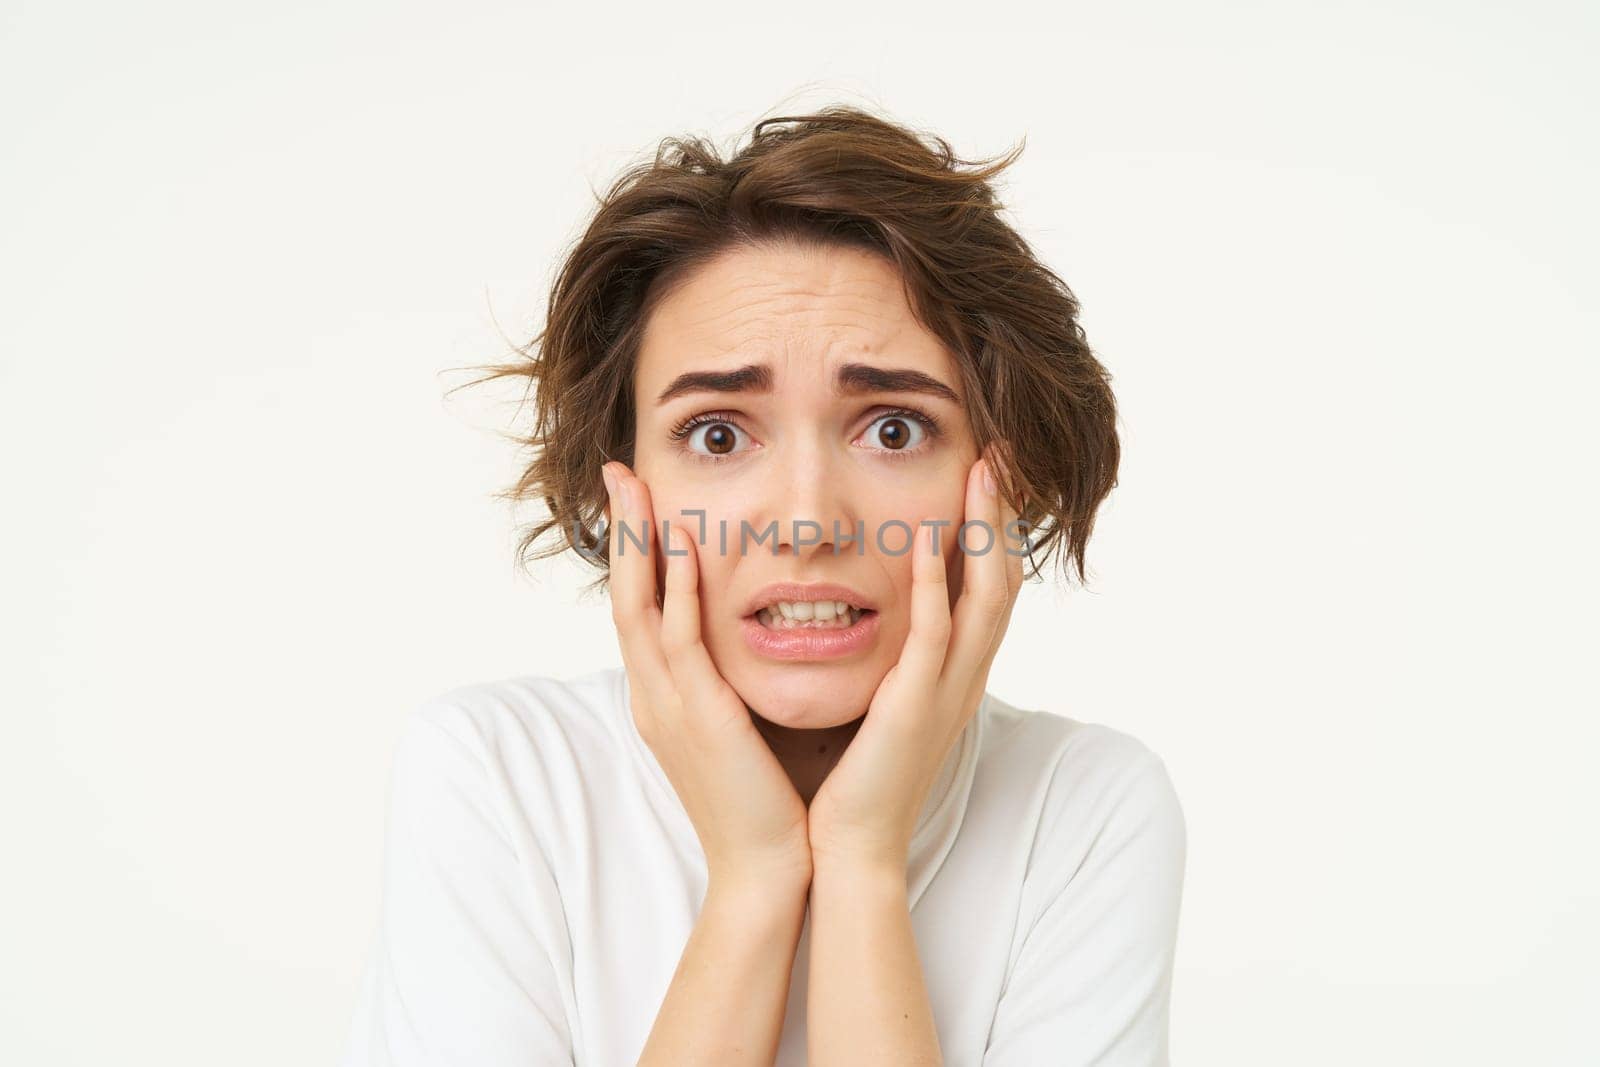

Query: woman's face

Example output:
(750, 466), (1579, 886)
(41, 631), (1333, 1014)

(630, 240), (978, 730)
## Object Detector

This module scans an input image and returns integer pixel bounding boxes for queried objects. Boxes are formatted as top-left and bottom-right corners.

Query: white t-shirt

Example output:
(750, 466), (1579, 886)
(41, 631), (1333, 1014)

(340, 665), (1186, 1066)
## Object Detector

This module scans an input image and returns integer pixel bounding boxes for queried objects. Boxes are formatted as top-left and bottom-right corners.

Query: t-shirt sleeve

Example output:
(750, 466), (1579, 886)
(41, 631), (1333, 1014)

(982, 744), (1187, 1067)
(340, 703), (575, 1066)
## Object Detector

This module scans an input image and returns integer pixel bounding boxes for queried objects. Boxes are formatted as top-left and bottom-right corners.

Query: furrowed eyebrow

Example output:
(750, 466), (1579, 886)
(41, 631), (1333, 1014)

(835, 362), (961, 404)
(656, 360), (961, 406)
(656, 364), (774, 404)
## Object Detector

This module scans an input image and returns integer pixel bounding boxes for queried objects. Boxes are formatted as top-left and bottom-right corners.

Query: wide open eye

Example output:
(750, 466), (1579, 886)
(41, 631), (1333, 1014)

(858, 410), (935, 453)
(679, 417), (752, 458)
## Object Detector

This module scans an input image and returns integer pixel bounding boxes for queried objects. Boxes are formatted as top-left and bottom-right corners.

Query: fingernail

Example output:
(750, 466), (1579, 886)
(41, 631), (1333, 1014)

(601, 464), (617, 499)
(981, 459), (998, 497)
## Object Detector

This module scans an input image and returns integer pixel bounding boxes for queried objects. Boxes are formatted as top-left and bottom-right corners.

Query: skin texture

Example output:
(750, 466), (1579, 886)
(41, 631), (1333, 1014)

(610, 240), (1025, 1064)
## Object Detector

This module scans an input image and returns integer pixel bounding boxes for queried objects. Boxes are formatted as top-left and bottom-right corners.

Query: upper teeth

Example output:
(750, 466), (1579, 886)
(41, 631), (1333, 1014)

(756, 599), (864, 627)
(768, 599), (849, 619)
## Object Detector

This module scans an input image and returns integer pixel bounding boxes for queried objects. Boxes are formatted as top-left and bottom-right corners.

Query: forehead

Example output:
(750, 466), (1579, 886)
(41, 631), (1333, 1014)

(634, 241), (958, 388)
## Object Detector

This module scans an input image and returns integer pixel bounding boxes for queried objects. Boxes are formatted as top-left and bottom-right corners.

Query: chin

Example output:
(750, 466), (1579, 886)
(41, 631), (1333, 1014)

(728, 660), (879, 730)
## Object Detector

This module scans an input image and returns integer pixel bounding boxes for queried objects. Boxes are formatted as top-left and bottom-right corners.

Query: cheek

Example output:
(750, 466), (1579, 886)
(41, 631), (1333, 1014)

(646, 487), (741, 602)
(860, 478), (968, 555)
(860, 478), (968, 611)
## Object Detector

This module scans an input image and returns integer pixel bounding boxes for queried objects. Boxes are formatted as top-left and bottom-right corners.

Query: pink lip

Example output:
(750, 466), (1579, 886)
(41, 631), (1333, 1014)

(740, 610), (880, 661)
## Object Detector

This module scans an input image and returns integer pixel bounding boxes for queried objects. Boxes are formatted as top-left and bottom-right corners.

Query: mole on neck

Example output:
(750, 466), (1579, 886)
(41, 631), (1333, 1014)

(747, 705), (865, 805)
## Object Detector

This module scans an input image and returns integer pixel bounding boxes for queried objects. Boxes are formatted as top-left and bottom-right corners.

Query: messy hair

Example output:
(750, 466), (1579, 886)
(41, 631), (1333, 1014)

(457, 104), (1120, 594)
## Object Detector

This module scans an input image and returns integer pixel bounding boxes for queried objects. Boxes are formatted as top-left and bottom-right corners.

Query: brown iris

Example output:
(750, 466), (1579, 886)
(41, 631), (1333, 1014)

(876, 417), (910, 449)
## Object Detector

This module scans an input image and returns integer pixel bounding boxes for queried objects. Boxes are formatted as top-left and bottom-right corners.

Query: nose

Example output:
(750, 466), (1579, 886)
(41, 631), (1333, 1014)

(758, 435), (860, 562)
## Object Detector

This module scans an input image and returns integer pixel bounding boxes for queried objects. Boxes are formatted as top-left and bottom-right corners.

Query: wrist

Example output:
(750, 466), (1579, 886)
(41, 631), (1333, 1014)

(808, 852), (909, 902)
(705, 864), (812, 919)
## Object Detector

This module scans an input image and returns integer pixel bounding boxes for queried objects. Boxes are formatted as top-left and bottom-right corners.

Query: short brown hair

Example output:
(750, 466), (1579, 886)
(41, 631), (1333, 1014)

(458, 104), (1120, 593)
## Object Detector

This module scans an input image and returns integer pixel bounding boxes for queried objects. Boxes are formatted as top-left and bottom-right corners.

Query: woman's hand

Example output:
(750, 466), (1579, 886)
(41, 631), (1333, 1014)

(806, 447), (1027, 875)
(601, 460), (814, 896)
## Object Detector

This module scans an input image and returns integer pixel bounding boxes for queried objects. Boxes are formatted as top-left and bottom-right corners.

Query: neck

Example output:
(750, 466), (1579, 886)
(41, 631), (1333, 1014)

(748, 707), (865, 807)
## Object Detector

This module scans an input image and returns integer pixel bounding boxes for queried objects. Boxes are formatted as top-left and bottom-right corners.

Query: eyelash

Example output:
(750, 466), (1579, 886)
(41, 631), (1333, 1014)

(667, 407), (944, 463)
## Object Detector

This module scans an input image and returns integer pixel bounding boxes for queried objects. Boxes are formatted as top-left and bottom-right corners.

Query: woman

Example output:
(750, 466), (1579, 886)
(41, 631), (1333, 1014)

(342, 105), (1186, 1066)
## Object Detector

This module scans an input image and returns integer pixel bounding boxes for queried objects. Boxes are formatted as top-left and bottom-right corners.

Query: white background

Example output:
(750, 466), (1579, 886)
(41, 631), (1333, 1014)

(4, 1), (1595, 1063)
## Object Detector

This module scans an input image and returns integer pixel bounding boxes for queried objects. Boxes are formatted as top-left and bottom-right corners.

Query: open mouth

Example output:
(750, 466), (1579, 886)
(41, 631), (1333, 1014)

(750, 599), (874, 630)
(740, 598), (881, 661)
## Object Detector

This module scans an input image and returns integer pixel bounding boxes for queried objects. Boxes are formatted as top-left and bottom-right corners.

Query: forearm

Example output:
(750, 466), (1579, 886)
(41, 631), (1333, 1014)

(639, 875), (810, 1066)
(806, 860), (941, 1066)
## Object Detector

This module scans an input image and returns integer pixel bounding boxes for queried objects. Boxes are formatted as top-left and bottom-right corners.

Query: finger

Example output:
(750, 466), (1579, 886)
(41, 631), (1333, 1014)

(985, 439), (1027, 625)
(658, 522), (738, 728)
(605, 462), (659, 619)
(897, 515), (953, 685)
(942, 451), (1011, 690)
(602, 462), (672, 697)
(658, 520), (702, 654)
(997, 438), (1028, 591)
(963, 452), (1027, 714)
